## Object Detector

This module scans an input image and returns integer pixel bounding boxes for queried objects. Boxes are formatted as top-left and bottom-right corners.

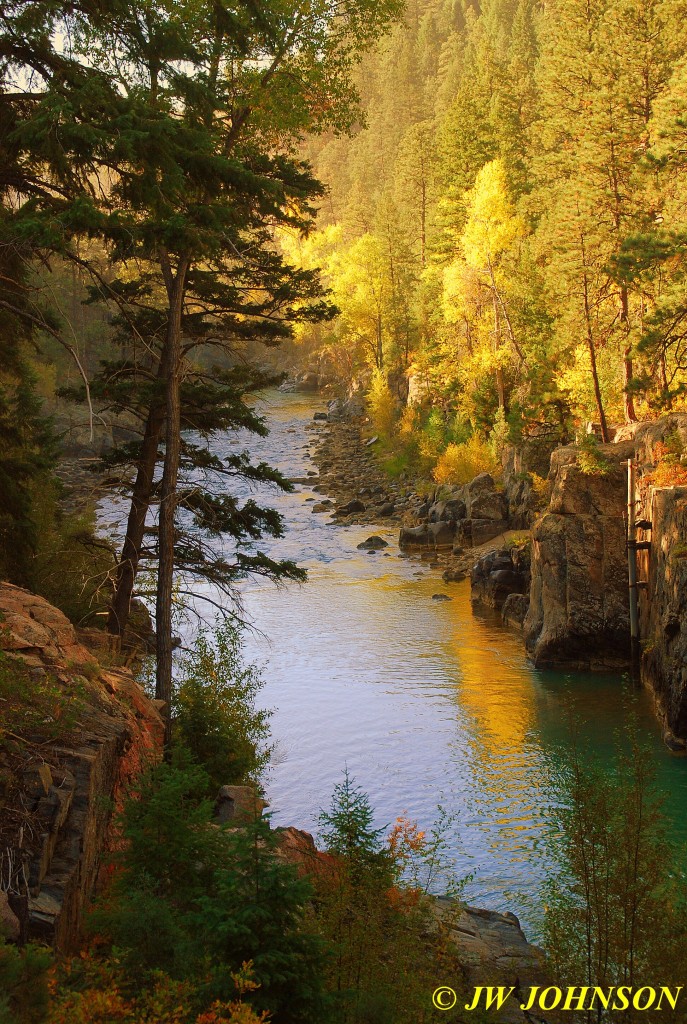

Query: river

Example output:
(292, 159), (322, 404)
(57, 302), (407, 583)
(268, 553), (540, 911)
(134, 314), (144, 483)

(100, 389), (687, 933)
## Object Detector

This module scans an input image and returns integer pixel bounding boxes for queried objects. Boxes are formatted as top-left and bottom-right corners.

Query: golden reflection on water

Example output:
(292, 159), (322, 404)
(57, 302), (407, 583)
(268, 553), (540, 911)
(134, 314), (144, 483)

(438, 584), (550, 860)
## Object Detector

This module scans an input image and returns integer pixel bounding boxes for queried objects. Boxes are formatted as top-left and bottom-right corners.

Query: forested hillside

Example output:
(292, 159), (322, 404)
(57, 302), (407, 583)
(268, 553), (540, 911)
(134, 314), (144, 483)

(286, 0), (687, 463)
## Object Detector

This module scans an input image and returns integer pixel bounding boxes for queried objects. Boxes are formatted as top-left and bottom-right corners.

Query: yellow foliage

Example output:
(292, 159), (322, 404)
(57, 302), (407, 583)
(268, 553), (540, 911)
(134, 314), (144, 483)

(367, 368), (396, 438)
(530, 472), (550, 505)
(398, 405), (419, 438)
(433, 436), (499, 486)
(461, 159), (526, 270)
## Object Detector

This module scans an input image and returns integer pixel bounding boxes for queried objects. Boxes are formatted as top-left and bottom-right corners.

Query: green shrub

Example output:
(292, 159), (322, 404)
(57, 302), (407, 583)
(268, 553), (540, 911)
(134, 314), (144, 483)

(173, 624), (272, 794)
(543, 734), (687, 1011)
(29, 483), (115, 626)
(0, 937), (51, 1024)
(93, 751), (328, 1023)
(315, 771), (467, 1024)
(0, 649), (86, 745)
(576, 433), (612, 476)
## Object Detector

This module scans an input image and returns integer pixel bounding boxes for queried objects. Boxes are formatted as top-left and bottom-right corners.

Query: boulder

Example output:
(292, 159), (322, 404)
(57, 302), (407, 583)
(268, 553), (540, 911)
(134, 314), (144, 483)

(327, 394), (365, 420)
(502, 593), (530, 629)
(214, 786), (267, 823)
(434, 902), (562, 1024)
(399, 520), (456, 550)
(337, 498), (366, 515)
(399, 524), (432, 549)
(312, 501), (333, 513)
(378, 502), (395, 516)
(471, 545), (531, 611)
(428, 497), (467, 523)
(469, 488), (508, 522)
(457, 518), (509, 546)
(428, 520), (457, 547)
(357, 536), (389, 550)
(442, 566), (467, 582)
(313, 411), (328, 421)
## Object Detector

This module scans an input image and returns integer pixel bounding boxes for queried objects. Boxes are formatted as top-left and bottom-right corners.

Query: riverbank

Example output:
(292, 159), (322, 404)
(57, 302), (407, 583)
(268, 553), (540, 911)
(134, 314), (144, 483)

(307, 409), (523, 583)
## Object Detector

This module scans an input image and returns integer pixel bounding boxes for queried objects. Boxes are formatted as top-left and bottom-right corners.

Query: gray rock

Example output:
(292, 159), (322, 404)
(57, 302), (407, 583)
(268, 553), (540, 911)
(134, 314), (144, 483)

(214, 785), (266, 823)
(638, 486), (687, 740)
(442, 566), (467, 582)
(457, 518), (509, 546)
(399, 524), (432, 548)
(524, 442), (634, 670)
(357, 535), (389, 550)
(471, 546), (531, 611)
(337, 498), (366, 515)
(502, 593), (530, 628)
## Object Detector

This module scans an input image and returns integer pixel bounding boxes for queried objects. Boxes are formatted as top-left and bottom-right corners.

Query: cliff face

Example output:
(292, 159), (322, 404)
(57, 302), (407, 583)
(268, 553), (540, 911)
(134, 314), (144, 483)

(522, 414), (687, 742)
(0, 583), (163, 950)
(524, 442), (633, 670)
(638, 487), (687, 745)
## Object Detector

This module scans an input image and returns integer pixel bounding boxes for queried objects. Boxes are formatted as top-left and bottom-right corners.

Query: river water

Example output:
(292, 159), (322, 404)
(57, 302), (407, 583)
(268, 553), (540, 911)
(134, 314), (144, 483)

(101, 389), (687, 932)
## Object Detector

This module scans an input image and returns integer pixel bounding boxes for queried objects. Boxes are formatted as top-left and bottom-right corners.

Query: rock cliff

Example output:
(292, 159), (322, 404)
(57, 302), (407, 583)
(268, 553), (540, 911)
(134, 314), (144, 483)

(638, 486), (687, 746)
(524, 442), (634, 670)
(0, 583), (163, 950)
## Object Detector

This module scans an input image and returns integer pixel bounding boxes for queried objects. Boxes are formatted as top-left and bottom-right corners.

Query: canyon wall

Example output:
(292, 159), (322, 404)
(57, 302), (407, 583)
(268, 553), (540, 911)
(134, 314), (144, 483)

(0, 584), (163, 950)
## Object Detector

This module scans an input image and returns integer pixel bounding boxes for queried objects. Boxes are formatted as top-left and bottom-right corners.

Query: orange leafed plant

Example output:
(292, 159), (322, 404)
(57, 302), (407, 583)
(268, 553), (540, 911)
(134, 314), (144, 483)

(648, 440), (687, 487)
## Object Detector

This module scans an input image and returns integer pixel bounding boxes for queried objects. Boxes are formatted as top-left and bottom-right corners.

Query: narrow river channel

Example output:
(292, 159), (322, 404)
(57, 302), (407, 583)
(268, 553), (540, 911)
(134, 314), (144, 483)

(100, 389), (687, 933)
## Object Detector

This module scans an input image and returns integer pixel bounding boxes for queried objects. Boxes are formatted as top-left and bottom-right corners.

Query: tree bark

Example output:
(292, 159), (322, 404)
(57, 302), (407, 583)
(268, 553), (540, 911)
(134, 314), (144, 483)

(580, 234), (609, 443)
(620, 285), (637, 423)
(155, 258), (188, 745)
(107, 375), (166, 638)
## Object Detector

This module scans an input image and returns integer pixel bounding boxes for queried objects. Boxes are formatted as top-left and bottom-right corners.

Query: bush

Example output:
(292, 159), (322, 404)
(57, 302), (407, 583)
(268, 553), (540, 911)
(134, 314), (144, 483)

(315, 772), (467, 1024)
(433, 435), (499, 486)
(92, 752), (328, 1023)
(29, 484), (115, 626)
(648, 431), (687, 487)
(543, 733), (687, 1015)
(367, 370), (396, 439)
(173, 624), (272, 794)
(0, 650), (86, 746)
(0, 937), (51, 1024)
(576, 433), (612, 476)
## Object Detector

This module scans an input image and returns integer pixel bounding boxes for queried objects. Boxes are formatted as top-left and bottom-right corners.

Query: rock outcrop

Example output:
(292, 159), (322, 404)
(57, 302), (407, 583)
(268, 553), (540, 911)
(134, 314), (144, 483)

(471, 543), (531, 612)
(400, 473), (508, 551)
(433, 901), (562, 1024)
(524, 442), (633, 670)
(0, 584), (163, 950)
(638, 486), (687, 745)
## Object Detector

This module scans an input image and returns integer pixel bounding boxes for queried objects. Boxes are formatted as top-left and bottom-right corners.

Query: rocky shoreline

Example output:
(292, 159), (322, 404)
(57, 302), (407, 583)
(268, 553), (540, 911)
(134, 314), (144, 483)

(305, 409), (523, 584)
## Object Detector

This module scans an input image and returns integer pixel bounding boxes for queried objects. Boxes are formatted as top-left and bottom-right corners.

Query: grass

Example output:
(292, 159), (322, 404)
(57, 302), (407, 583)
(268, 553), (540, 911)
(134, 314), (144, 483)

(0, 649), (86, 747)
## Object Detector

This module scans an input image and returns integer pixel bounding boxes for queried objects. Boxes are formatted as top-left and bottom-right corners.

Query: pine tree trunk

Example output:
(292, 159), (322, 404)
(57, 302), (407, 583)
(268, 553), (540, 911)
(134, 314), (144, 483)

(582, 269), (610, 443)
(155, 260), (188, 745)
(623, 347), (637, 423)
(108, 360), (167, 637)
(620, 285), (637, 423)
